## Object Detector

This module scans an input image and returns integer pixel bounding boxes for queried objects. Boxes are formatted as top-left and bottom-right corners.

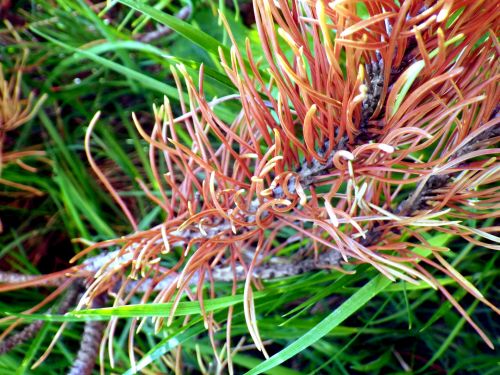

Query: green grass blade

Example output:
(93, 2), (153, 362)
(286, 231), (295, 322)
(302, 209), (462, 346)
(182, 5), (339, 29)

(31, 27), (181, 100)
(115, 0), (227, 59)
(245, 234), (452, 375)
(115, 0), (269, 80)
(245, 275), (392, 375)
(391, 60), (425, 116)
(32, 29), (238, 122)
(72, 290), (270, 318)
(391, 33), (465, 116)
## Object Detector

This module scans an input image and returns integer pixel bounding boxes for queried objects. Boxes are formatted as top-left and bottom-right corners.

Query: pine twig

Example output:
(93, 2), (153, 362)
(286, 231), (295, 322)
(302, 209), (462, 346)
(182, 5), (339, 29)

(0, 281), (82, 355)
(397, 115), (500, 215)
(0, 271), (63, 285)
(0, 320), (43, 355)
(67, 293), (106, 375)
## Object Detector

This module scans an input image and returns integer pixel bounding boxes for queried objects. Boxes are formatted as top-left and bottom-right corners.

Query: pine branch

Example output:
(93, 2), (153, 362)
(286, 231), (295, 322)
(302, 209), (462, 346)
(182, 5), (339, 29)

(0, 241), (342, 294)
(0, 281), (81, 355)
(67, 293), (106, 375)
(0, 320), (43, 355)
(397, 113), (500, 215)
(356, 59), (384, 144)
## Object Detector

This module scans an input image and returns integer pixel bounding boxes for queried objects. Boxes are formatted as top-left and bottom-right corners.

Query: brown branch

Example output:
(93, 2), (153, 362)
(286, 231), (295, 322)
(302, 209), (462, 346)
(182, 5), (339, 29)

(0, 241), (342, 294)
(0, 271), (51, 284)
(356, 5), (430, 145)
(67, 293), (106, 375)
(0, 281), (82, 355)
(357, 59), (384, 143)
(0, 320), (43, 355)
(3, 112), (496, 299)
(397, 115), (500, 216)
(355, 108), (500, 245)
